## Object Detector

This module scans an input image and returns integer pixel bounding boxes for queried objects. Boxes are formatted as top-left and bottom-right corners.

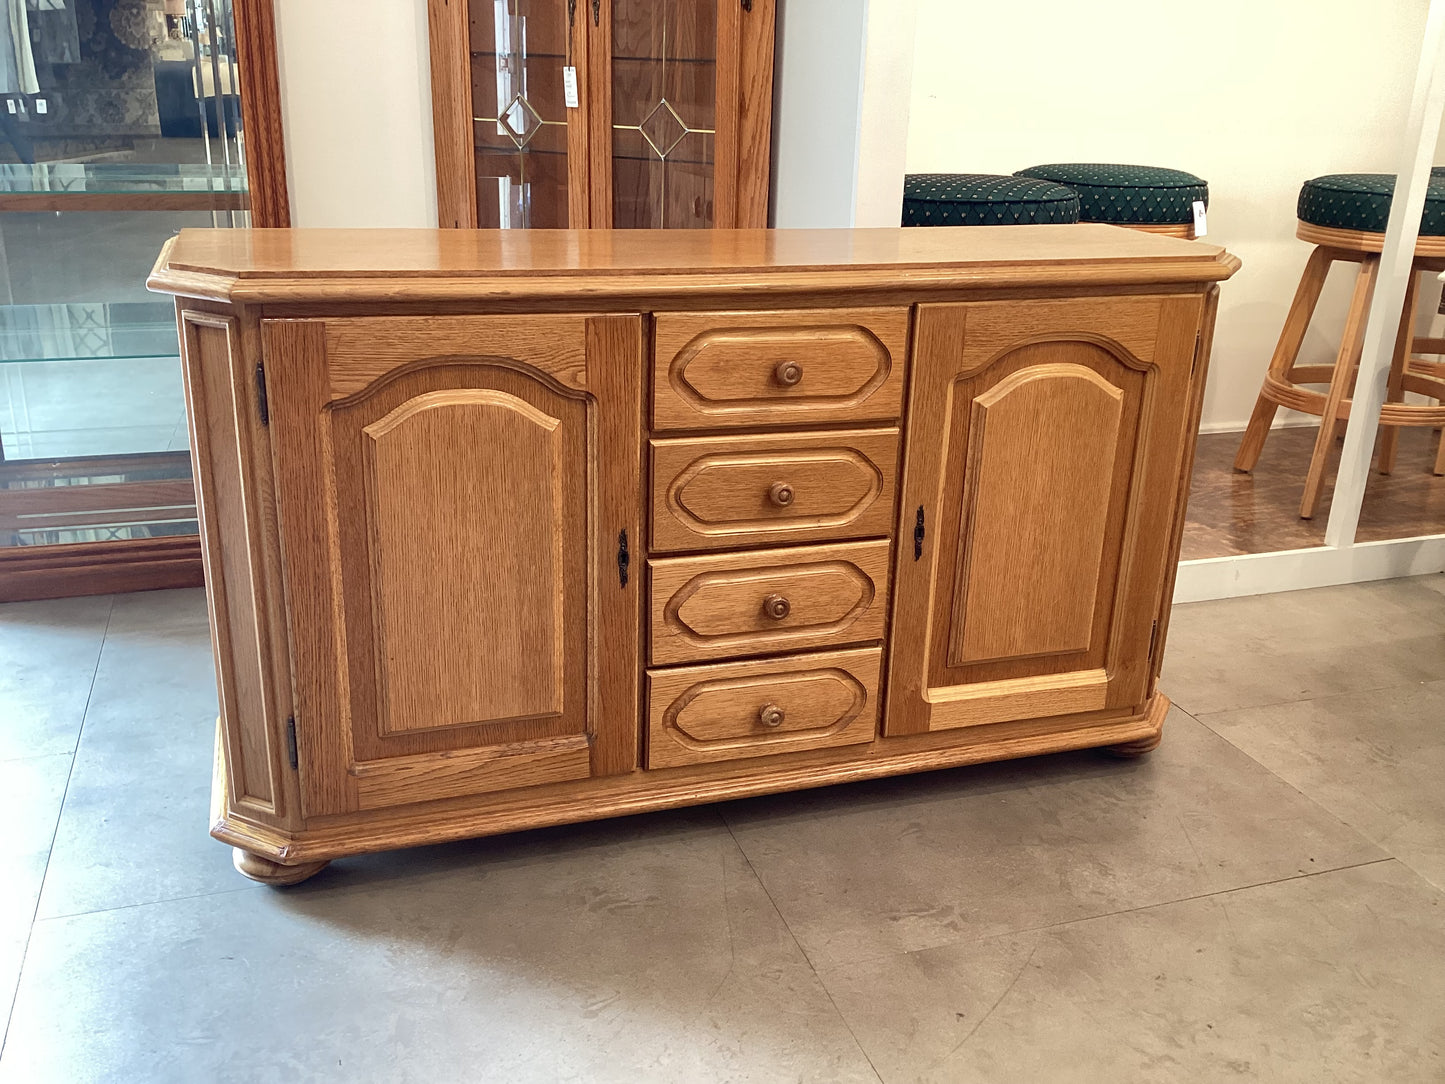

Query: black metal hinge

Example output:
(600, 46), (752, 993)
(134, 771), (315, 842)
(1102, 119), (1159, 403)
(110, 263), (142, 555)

(592, 0), (600, 25)
(285, 715), (298, 770)
(617, 529), (630, 587)
(742, 0), (752, 10)
(913, 506), (926, 560)
(1147, 619), (1160, 663)
(255, 362), (269, 426)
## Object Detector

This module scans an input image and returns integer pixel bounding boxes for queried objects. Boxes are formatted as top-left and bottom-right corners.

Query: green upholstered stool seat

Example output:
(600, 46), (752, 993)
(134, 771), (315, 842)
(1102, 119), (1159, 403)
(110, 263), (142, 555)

(902, 174), (1080, 227)
(1014, 163), (1207, 226)
(1297, 173), (1445, 235)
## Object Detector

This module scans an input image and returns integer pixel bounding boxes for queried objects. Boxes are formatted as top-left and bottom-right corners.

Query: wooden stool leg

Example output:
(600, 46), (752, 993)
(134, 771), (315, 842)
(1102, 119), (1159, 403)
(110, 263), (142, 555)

(1435, 427), (1445, 475)
(1377, 265), (1421, 475)
(1235, 247), (1334, 472)
(1301, 256), (1380, 519)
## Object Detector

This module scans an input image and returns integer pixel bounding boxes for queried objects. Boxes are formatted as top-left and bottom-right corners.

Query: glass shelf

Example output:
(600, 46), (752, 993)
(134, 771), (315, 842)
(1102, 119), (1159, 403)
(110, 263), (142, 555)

(0, 162), (246, 196)
(0, 303), (178, 365)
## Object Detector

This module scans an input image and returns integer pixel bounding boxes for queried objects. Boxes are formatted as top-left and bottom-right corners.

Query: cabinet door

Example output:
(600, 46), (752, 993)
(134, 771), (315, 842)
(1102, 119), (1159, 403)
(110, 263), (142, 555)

(885, 296), (1202, 736)
(263, 315), (643, 816)
(591, 0), (774, 228)
(432, 0), (591, 229)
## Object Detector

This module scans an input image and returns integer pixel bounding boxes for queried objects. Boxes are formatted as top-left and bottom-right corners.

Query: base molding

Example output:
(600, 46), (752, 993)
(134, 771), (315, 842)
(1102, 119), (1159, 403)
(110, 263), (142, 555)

(212, 693), (1171, 872)
(0, 536), (203, 602)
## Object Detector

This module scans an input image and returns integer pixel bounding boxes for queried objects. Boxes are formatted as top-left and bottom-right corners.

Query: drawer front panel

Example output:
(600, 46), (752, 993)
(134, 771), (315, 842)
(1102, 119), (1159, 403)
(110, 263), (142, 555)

(653, 308), (910, 430)
(649, 540), (891, 664)
(651, 428), (900, 552)
(647, 647), (882, 769)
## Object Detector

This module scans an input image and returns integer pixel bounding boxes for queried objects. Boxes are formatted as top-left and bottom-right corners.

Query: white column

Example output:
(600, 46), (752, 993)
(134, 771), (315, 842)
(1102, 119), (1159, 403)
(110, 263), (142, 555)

(1325, 0), (1445, 546)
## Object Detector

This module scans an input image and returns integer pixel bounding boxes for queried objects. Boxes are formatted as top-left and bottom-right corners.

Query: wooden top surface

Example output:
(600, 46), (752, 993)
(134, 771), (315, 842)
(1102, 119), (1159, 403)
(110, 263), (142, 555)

(149, 226), (1240, 305)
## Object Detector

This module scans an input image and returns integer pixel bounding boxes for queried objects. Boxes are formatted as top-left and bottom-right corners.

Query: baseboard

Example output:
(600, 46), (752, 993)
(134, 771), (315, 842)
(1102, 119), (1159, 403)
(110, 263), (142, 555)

(0, 536), (204, 603)
(1173, 536), (1445, 603)
(1197, 415), (1320, 436)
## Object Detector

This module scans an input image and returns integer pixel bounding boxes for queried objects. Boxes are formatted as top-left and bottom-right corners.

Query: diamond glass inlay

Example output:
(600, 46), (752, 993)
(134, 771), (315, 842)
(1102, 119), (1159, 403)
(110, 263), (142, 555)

(636, 98), (691, 160)
(497, 93), (546, 149)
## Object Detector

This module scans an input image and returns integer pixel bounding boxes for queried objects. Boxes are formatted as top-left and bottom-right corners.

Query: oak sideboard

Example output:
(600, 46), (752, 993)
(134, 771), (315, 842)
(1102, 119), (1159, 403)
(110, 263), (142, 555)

(148, 225), (1239, 885)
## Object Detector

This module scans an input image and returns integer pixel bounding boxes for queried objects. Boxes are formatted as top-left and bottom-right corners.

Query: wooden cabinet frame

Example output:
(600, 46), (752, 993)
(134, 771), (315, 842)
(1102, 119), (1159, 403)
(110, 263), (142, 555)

(148, 225), (1239, 884)
(428, 0), (775, 229)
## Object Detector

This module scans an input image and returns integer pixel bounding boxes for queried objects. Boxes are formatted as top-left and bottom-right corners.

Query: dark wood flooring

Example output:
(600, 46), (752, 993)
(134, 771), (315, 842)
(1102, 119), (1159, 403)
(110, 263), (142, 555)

(1182, 425), (1445, 559)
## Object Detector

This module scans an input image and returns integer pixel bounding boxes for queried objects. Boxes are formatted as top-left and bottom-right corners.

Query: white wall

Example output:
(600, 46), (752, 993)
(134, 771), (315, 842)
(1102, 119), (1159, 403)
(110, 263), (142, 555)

(770, 0), (867, 227)
(906, 0), (1436, 431)
(273, 0), (437, 228)
(853, 0), (917, 226)
(771, 0), (918, 228)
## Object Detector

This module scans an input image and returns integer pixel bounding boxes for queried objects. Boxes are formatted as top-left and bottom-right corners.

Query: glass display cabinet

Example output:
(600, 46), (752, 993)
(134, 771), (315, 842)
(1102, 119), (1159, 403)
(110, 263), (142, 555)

(429, 0), (775, 229)
(0, 0), (284, 601)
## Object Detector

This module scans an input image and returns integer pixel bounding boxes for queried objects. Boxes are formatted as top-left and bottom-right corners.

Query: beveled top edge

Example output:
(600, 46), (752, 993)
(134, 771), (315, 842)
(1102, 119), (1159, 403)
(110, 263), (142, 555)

(148, 225), (1241, 304)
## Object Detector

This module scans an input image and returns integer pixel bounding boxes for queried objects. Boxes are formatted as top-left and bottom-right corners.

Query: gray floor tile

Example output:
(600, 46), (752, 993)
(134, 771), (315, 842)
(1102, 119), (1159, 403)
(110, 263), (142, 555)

(0, 755), (71, 934)
(0, 595), (110, 761)
(817, 860), (1444, 1084)
(0, 754), (70, 1055)
(2, 813), (879, 1084)
(1161, 576), (1445, 715)
(1200, 678), (1445, 891)
(723, 708), (1383, 970)
(0, 935), (25, 1056)
(37, 589), (227, 919)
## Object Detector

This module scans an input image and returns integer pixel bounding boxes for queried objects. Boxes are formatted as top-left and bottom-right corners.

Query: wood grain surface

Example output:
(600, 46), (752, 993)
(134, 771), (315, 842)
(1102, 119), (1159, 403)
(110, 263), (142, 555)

(651, 428), (899, 552)
(646, 646), (881, 769)
(649, 539), (890, 664)
(149, 225), (1242, 305)
(652, 306), (908, 430)
(152, 223), (1235, 879)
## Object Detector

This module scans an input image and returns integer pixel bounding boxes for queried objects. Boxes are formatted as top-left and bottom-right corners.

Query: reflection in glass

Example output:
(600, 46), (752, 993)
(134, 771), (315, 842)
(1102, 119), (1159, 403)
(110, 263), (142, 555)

(0, 0), (248, 556)
(470, 0), (573, 228)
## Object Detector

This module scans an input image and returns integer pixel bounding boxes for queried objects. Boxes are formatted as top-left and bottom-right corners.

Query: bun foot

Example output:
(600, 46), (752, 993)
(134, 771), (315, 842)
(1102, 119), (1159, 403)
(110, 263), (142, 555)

(233, 848), (329, 886)
(1105, 731), (1164, 759)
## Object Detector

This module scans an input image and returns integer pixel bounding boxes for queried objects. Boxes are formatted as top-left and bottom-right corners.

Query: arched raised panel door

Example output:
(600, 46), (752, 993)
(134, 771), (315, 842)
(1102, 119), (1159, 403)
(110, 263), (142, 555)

(261, 315), (643, 816)
(885, 296), (1203, 737)
(360, 389), (568, 736)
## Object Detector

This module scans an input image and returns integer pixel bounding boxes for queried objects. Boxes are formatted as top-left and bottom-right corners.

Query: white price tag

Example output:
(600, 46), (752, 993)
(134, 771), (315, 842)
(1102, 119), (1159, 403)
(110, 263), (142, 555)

(5, 100), (15, 115)
(563, 66), (579, 109)
(1192, 199), (1208, 238)
(34, 98), (47, 115)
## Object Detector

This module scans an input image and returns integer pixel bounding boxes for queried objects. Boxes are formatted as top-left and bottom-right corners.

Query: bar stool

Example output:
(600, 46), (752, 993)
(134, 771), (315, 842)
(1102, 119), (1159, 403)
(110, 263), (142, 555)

(1233, 172), (1445, 518)
(902, 174), (1080, 226)
(1015, 163), (1209, 238)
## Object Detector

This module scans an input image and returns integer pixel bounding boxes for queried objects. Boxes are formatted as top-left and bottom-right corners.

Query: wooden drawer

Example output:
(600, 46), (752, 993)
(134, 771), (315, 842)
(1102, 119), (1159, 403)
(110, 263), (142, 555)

(649, 540), (891, 665)
(652, 308), (910, 431)
(647, 647), (881, 769)
(650, 428), (899, 552)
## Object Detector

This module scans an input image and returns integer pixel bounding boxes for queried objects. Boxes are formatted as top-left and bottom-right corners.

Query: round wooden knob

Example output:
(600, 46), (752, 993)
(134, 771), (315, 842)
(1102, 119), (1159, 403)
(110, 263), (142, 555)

(759, 704), (785, 728)
(762, 593), (791, 620)
(768, 482), (795, 508)
(774, 361), (804, 387)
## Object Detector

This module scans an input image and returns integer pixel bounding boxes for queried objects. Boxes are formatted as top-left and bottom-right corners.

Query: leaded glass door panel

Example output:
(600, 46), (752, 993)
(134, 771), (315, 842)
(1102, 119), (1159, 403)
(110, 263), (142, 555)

(609, 0), (717, 228)
(468, 0), (582, 228)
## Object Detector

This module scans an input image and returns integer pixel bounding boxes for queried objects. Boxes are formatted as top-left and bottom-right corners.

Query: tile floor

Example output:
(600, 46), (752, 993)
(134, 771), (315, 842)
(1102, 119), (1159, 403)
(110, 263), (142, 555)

(0, 577), (1443, 1082)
